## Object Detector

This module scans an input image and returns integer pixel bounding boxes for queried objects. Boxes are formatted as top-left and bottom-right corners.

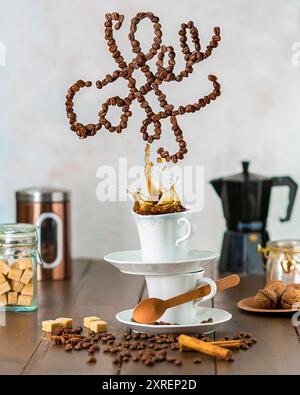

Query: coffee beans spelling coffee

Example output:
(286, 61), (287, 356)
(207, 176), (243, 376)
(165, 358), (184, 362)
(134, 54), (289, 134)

(65, 12), (221, 163)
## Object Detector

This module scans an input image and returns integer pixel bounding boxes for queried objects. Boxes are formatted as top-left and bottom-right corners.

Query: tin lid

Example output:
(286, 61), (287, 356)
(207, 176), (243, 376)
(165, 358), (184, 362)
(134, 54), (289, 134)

(0, 223), (38, 247)
(16, 187), (70, 203)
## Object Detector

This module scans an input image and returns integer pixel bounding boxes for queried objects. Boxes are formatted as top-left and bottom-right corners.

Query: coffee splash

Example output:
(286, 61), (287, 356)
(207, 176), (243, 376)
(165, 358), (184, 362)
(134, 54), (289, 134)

(132, 144), (186, 215)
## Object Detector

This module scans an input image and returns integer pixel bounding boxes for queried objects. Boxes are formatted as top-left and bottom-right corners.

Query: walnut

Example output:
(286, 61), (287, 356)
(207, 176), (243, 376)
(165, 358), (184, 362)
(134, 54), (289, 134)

(280, 288), (300, 309)
(286, 283), (300, 291)
(254, 281), (300, 309)
(266, 281), (286, 297)
(254, 288), (278, 309)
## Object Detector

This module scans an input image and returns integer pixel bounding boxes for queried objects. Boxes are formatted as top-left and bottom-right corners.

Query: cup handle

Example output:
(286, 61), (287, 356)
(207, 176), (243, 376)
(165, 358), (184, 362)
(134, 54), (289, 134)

(176, 217), (192, 247)
(193, 277), (217, 306)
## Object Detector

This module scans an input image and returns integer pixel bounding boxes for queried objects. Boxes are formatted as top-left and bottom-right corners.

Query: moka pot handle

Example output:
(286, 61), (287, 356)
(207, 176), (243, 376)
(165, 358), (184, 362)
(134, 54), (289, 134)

(272, 176), (298, 222)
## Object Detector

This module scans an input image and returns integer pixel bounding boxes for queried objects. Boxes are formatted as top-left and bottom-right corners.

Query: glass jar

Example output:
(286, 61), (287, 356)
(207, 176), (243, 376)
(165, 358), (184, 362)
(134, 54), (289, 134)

(259, 240), (300, 284)
(0, 223), (39, 311)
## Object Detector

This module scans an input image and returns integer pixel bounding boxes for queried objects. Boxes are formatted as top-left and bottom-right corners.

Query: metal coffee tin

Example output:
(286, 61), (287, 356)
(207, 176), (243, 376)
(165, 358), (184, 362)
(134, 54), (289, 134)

(16, 187), (72, 281)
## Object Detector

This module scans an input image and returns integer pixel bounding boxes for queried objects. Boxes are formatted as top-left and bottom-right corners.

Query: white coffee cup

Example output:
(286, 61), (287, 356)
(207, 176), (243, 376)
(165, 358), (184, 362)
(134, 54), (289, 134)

(133, 210), (192, 262)
(145, 271), (217, 324)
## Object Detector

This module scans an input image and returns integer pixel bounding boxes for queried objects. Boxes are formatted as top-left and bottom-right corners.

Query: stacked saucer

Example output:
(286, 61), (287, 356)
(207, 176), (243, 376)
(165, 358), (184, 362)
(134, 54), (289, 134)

(104, 210), (232, 334)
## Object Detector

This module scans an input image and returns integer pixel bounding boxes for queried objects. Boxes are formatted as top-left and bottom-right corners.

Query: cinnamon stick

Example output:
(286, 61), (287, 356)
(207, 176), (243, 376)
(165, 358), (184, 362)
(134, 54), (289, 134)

(211, 339), (242, 349)
(178, 334), (232, 360)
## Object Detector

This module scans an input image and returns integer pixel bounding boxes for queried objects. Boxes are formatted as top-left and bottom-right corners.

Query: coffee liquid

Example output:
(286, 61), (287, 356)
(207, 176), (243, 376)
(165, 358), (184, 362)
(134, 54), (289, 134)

(133, 145), (186, 215)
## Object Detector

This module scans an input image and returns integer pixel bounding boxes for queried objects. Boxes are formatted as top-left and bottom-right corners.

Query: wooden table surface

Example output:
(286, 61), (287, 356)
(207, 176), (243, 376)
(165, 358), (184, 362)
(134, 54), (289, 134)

(0, 259), (299, 375)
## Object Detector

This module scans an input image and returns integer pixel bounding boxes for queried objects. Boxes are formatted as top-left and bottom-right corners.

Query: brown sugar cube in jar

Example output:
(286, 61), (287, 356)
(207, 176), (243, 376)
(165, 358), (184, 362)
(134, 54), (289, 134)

(21, 282), (34, 296)
(12, 259), (32, 270)
(55, 317), (73, 329)
(83, 316), (101, 328)
(7, 292), (18, 305)
(7, 268), (22, 282)
(0, 272), (6, 284)
(0, 260), (9, 276)
(89, 320), (108, 333)
(11, 280), (24, 293)
(0, 281), (11, 295)
(0, 294), (7, 306)
(20, 269), (33, 285)
(17, 294), (32, 306)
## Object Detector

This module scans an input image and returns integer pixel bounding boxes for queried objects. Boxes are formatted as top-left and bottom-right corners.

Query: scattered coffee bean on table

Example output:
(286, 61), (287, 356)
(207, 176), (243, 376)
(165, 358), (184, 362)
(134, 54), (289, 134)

(86, 356), (97, 364)
(64, 344), (73, 352)
(45, 325), (257, 368)
(193, 357), (202, 364)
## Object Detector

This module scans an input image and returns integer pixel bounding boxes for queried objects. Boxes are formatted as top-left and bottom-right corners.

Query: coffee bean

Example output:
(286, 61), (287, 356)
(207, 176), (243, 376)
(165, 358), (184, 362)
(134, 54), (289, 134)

(241, 343), (249, 350)
(87, 356), (97, 364)
(193, 357), (202, 364)
(81, 342), (91, 349)
(89, 344), (100, 352)
(144, 359), (154, 366)
(64, 344), (73, 351)
(175, 360), (182, 366)
(167, 356), (175, 363)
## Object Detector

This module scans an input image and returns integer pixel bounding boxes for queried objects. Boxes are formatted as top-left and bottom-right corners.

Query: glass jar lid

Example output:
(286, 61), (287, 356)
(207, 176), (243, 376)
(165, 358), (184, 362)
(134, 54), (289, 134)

(0, 223), (38, 248)
(267, 239), (300, 253)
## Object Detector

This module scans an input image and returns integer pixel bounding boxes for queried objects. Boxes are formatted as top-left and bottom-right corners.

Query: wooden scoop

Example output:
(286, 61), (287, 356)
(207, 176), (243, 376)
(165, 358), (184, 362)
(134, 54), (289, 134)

(132, 274), (240, 324)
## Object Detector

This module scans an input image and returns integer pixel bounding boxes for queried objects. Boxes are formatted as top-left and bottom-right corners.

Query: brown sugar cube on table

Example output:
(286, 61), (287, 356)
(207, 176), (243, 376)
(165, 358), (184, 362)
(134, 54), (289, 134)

(0, 272), (6, 284)
(20, 269), (33, 285)
(83, 316), (101, 328)
(17, 295), (32, 306)
(42, 320), (64, 333)
(12, 259), (32, 270)
(0, 260), (9, 276)
(7, 268), (22, 282)
(21, 283), (34, 296)
(7, 292), (18, 305)
(89, 320), (108, 333)
(0, 294), (7, 306)
(55, 317), (73, 328)
(11, 280), (24, 293)
(0, 281), (11, 295)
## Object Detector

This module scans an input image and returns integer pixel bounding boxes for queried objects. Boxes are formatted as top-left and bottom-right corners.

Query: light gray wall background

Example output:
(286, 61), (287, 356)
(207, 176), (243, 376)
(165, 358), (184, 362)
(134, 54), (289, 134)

(1, 0), (300, 258)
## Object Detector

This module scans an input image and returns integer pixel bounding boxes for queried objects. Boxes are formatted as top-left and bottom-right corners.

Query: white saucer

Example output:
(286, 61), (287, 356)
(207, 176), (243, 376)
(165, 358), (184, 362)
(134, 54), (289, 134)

(116, 307), (231, 334)
(104, 249), (219, 275)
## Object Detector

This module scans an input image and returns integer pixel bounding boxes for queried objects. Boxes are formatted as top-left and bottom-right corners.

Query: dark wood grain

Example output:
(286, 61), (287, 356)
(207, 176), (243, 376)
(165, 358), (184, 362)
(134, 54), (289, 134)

(22, 261), (145, 375)
(214, 274), (300, 375)
(0, 259), (299, 375)
(0, 259), (91, 375)
(120, 277), (216, 375)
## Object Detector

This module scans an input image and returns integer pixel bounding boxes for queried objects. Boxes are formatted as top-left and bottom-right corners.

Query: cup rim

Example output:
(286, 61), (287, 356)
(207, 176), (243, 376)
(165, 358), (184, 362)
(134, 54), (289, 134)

(132, 208), (192, 219)
(145, 270), (205, 278)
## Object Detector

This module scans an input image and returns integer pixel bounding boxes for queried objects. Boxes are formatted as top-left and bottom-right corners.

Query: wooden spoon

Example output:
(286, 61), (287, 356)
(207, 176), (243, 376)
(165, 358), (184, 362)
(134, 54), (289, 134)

(132, 274), (240, 324)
